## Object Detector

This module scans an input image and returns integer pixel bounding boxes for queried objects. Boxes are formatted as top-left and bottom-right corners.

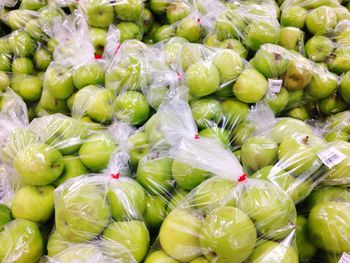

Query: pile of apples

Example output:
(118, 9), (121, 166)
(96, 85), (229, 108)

(1, 0), (350, 262)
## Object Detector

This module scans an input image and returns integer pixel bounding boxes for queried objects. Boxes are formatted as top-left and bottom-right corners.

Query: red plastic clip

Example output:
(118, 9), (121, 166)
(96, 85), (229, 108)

(111, 172), (120, 179)
(238, 174), (247, 182)
(94, 54), (103, 59)
(196, 17), (201, 23)
(194, 134), (199, 140)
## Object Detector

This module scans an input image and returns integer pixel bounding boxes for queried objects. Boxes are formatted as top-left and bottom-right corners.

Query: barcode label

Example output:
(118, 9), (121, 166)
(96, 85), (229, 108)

(339, 253), (350, 263)
(317, 146), (347, 169)
(268, 79), (282, 93)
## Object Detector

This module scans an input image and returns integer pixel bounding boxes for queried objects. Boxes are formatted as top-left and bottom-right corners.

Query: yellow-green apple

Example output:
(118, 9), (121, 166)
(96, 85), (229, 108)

(166, 1), (190, 24)
(266, 87), (289, 115)
(222, 99), (249, 127)
(0, 54), (11, 72)
(271, 118), (312, 143)
(140, 8), (154, 34)
(306, 69), (338, 100)
(50, 243), (105, 262)
(116, 22), (142, 42)
(186, 61), (220, 97)
(24, 19), (47, 41)
(232, 122), (254, 145)
(215, 10), (245, 41)
(136, 157), (173, 195)
(79, 133), (116, 171)
(281, 7), (308, 28)
(115, 91), (150, 125)
(149, 0), (170, 15)
(296, 216), (317, 262)
(0, 219), (43, 262)
(219, 39), (248, 59)
(244, 19), (280, 50)
(0, 204), (12, 228)
(305, 36), (334, 62)
(144, 250), (179, 263)
(199, 127), (231, 146)
(176, 17), (201, 43)
(233, 69), (268, 103)
(14, 143), (64, 185)
(306, 6), (337, 35)
(180, 43), (203, 70)
(160, 208), (203, 262)
(328, 46), (350, 74)
(84, 0), (115, 28)
(286, 90), (305, 108)
(199, 206), (257, 263)
(55, 182), (111, 242)
(318, 94), (346, 116)
(89, 27), (107, 55)
(278, 27), (304, 51)
(128, 132), (149, 168)
(19, 0), (46, 10)
(304, 186), (350, 210)
(213, 49), (243, 83)
(154, 25), (176, 42)
(11, 74), (43, 102)
(237, 181), (296, 240)
(114, 0), (143, 22)
(5, 10), (35, 30)
(44, 65), (74, 100)
(167, 189), (188, 214)
(8, 31), (36, 57)
(340, 71), (350, 102)
(190, 257), (209, 263)
(252, 165), (293, 191)
(325, 130), (349, 142)
(286, 106), (310, 121)
(11, 57), (34, 74)
(190, 98), (223, 129)
(72, 62), (104, 89)
(38, 90), (69, 114)
(34, 47), (52, 71)
(283, 58), (312, 91)
(143, 195), (167, 231)
(46, 230), (69, 256)
(102, 220), (149, 262)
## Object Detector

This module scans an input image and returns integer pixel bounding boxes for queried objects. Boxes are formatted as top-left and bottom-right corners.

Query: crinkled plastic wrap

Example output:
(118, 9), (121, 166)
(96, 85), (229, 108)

(143, 118), (298, 263)
(322, 110), (350, 142)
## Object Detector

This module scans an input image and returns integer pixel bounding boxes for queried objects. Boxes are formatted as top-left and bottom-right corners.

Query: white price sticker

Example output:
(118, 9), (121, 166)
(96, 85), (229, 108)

(338, 253), (350, 263)
(317, 146), (347, 169)
(268, 79), (283, 93)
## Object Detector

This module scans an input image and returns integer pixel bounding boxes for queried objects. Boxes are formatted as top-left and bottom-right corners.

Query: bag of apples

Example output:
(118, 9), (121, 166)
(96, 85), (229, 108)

(143, 121), (298, 263)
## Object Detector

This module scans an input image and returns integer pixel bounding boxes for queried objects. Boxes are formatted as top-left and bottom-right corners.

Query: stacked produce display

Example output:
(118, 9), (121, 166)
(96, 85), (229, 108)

(0, 0), (350, 262)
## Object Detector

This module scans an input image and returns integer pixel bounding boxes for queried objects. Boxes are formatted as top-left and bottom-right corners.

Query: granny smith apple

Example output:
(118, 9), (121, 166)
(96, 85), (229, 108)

(215, 9), (245, 41)
(219, 39), (248, 59)
(244, 19), (280, 50)
(0, 54), (11, 72)
(271, 118), (313, 143)
(166, 1), (190, 24)
(325, 130), (349, 142)
(199, 127), (231, 146)
(154, 25), (176, 42)
(0, 72), (10, 92)
(84, 0), (115, 28)
(11, 74), (43, 102)
(44, 65), (74, 100)
(136, 157), (173, 195)
(296, 215), (317, 262)
(115, 91), (150, 125)
(8, 30), (36, 57)
(49, 243), (104, 262)
(186, 61), (220, 97)
(38, 89), (69, 114)
(79, 133), (116, 171)
(144, 195), (167, 231)
(278, 27), (304, 51)
(24, 19), (47, 41)
(306, 70), (338, 99)
(116, 22), (142, 42)
(252, 165), (293, 191)
(34, 47), (52, 71)
(11, 57), (34, 74)
(149, 0), (170, 15)
(318, 94), (346, 116)
(199, 206), (257, 263)
(328, 46), (350, 74)
(89, 27), (107, 55)
(304, 186), (350, 210)
(306, 6), (337, 35)
(114, 0), (143, 22)
(283, 58), (312, 91)
(281, 7), (308, 28)
(47, 38), (58, 53)
(72, 62), (104, 89)
(102, 220), (149, 262)
(144, 250), (179, 263)
(55, 181), (111, 242)
(232, 122), (254, 145)
(128, 132), (149, 168)
(176, 17), (201, 43)
(167, 189), (188, 214)
(305, 35), (334, 62)
(0, 204), (12, 228)
(140, 8), (154, 34)
(213, 49), (243, 83)
(340, 71), (350, 102)
(286, 106), (310, 121)
(14, 143), (64, 185)
(160, 208), (203, 262)
(180, 43), (203, 70)
(233, 69), (268, 103)
(0, 219), (43, 262)
(222, 99), (249, 127)
(20, 0), (46, 10)
(267, 87), (289, 115)
(190, 257), (209, 263)
(11, 185), (54, 223)
(190, 98), (223, 129)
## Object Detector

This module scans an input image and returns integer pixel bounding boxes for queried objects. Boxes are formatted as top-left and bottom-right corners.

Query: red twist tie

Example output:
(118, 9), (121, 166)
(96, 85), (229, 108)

(177, 72), (184, 80)
(194, 134), (199, 140)
(196, 17), (201, 23)
(95, 54), (103, 59)
(111, 172), (120, 179)
(238, 174), (247, 182)
(115, 43), (121, 54)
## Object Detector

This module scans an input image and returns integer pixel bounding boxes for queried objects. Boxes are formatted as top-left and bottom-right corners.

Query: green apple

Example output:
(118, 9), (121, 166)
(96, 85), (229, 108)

(115, 91), (150, 125)
(251, 47), (289, 78)
(102, 220), (149, 262)
(267, 87), (289, 115)
(283, 58), (313, 91)
(0, 38), (11, 54)
(38, 89), (68, 114)
(11, 57), (34, 74)
(233, 69), (268, 103)
(219, 39), (248, 59)
(237, 181), (296, 240)
(296, 216), (317, 262)
(325, 130), (349, 142)
(114, 0), (143, 22)
(160, 209), (203, 262)
(55, 182), (111, 242)
(14, 143), (64, 185)
(190, 257), (209, 263)
(278, 27), (304, 51)
(74, 85), (114, 123)
(200, 206), (257, 263)
(328, 46), (350, 74)
(222, 99), (249, 127)
(180, 43), (203, 71)
(89, 27), (107, 55)
(144, 195), (167, 231)
(0, 204), (12, 228)
(0, 219), (43, 262)
(326, 111), (350, 133)
(52, 155), (88, 187)
(334, 6), (350, 20)
(47, 38), (58, 53)
(167, 189), (188, 214)
(232, 122), (254, 145)
(44, 65), (74, 100)
(241, 136), (279, 172)
(5, 10), (34, 30)
(11, 185), (54, 223)
(149, 0), (170, 15)
(340, 71), (350, 102)
(306, 70), (338, 99)
(128, 132), (149, 168)
(0, 72), (10, 92)
(306, 6), (337, 35)
(8, 30), (36, 57)
(0, 54), (11, 72)
(136, 157), (173, 195)
(305, 35), (334, 62)
(176, 17), (201, 43)
(72, 62), (104, 90)
(79, 133), (116, 171)
(215, 10), (245, 41)
(286, 106), (310, 121)
(252, 166), (293, 191)
(186, 61), (220, 97)
(213, 49), (243, 83)
(34, 47), (52, 71)
(166, 1), (190, 24)
(286, 89), (304, 108)
(140, 8), (154, 34)
(49, 243), (104, 262)
(163, 37), (188, 65)
(20, 0), (46, 10)
(146, 86), (168, 110)
(24, 19), (47, 41)
(190, 98), (223, 129)
(172, 160), (209, 191)
(144, 114), (165, 146)
(308, 201), (350, 253)
(116, 22), (142, 42)
(145, 250), (179, 263)
(247, 240), (298, 263)
(199, 127), (231, 146)
(281, 7), (308, 28)
(84, 0), (115, 28)
(304, 186), (350, 209)
(11, 74), (43, 102)
(278, 134), (324, 176)
(244, 19), (280, 50)
(154, 25), (176, 42)
(108, 178), (146, 221)
(193, 177), (235, 212)
(318, 94), (346, 116)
